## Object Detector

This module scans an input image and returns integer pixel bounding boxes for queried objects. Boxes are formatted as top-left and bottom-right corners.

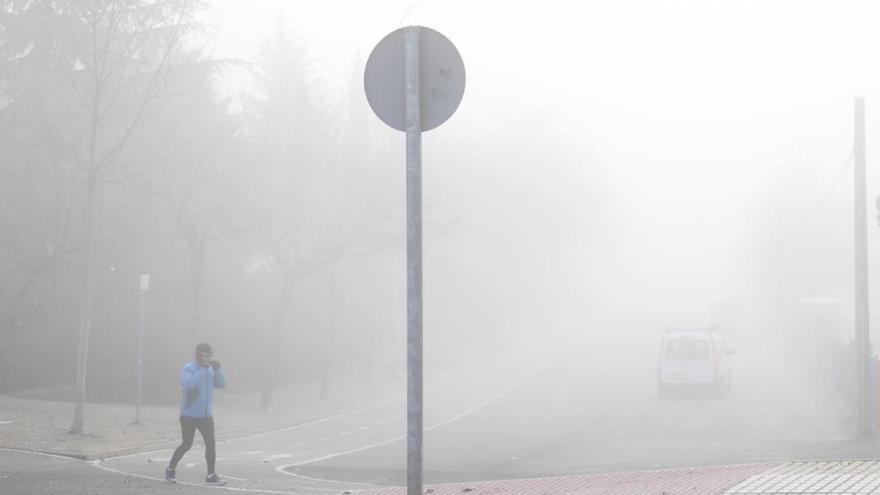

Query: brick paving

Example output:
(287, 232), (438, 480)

(359, 463), (776, 495)
(356, 461), (880, 495)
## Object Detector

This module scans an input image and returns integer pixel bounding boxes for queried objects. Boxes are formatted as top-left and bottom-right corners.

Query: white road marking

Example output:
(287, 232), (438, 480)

(93, 461), (323, 494)
(276, 371), (537, 472)
(289, 442), (308, 449)
(73, 364), (498, 492)
(262, 454), (293, 462)
(358, 425), (371, 431)
(244, 451), (263, 455)
(87, 363), (486, 468)
(0, 420), (14, 425)
(278, 469), (381, 488)
(222, 394), (407, 445)
(3, 445), (782, 495)
(0, 447), (295, 493)
(338, 431), (352, 436)
(316, 436), (332, 442)
(184, 462), (201, 469)
(221, 473), (248, 481)
(100, 392), (406, 462)
(375, 419), (389, 425)
(422, 372), (538, 431)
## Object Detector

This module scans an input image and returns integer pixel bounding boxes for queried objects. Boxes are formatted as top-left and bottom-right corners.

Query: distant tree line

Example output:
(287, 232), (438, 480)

(0, 0), (400, 433)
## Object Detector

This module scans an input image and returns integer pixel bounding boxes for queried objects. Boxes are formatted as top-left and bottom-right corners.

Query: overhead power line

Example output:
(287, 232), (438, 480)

(799, 148), (854, 223)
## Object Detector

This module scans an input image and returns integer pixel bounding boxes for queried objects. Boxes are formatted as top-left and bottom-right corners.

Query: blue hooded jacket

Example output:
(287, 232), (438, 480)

(179, 361), (225, 418)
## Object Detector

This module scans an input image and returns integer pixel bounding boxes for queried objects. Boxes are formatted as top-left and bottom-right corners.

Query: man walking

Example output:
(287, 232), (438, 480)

(165, 343), (226, 485)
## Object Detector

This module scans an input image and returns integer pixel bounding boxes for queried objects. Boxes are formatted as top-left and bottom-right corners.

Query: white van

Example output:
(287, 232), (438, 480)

(657, 328), (734, 398)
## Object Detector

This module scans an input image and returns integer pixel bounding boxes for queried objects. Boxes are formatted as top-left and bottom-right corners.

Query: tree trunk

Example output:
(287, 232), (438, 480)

(72, 58), (102, 434)
(71, 169), (97, 434)
(260, 275), (293, 410)
(318, 267), (338, 399)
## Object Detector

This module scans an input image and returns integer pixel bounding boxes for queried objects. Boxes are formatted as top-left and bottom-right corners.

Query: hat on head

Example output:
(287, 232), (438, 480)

(195, 343), (213, 356)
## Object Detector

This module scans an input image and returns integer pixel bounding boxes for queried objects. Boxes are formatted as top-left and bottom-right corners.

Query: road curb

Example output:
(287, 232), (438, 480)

(0, 422), (298, 461)
(0, 391), (408, 462)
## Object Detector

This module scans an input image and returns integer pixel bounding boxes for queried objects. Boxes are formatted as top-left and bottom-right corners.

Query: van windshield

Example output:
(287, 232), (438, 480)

(664, 339), (710, 359)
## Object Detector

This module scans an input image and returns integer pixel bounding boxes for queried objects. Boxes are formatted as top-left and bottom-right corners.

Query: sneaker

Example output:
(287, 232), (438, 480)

(205, 473), (227, 486)
(165, 467), (176, 483)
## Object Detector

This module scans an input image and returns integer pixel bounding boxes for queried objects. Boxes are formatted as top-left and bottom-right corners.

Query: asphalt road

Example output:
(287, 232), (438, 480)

(3, 340), (878, 495)
(87, 362), (539, 494)
(295, 341), (874, 486)
(0, 448), (212, 495)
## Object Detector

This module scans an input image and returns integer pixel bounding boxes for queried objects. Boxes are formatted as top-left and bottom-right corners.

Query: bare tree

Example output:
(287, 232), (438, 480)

(134, 84), (249, 347)
(247, 25), (394, 409)
(1, 0), (214, 433)
(0, 1), (84, 368)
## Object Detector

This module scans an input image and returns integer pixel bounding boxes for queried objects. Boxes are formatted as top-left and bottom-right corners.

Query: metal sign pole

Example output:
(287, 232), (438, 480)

(854, 97), (871, 436)
(365, 25), (463, 495)
(136, 275), (149, 424)
(405, 26), (424, 495)
(135, 290), (144, 424)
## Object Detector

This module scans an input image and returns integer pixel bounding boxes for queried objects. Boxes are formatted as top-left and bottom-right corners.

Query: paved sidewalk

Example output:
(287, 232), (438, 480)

(359, 461), (880, 495)
(360, 463), (776, 495)
(725, 461), (880, 494)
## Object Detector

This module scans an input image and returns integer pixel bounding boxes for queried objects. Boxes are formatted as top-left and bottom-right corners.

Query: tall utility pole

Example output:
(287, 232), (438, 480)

(854, 96), (871, 436)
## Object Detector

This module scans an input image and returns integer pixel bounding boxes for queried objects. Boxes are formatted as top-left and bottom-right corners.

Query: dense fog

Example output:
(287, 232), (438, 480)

(3, 0), (880, 479)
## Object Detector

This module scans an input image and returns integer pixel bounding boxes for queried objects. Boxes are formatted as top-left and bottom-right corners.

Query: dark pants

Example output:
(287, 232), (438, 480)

(169, 416), (216, 474)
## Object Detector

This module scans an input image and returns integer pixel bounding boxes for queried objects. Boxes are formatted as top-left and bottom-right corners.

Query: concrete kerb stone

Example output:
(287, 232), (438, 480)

(3, 418), (308, 462)
(1, 390), (406, 462)
(10, 435), (221, 462)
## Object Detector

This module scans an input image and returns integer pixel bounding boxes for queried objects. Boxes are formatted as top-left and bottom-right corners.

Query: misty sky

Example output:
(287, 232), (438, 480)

(204, 0), (880, 333)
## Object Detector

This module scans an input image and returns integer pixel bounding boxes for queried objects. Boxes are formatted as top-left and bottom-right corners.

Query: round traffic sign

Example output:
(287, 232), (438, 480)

(364, 26), (465, 132)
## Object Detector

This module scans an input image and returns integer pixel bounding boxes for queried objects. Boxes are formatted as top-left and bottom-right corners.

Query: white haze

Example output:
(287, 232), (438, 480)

(6, 0), (880, 481)
(206, 0), (880, 346)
